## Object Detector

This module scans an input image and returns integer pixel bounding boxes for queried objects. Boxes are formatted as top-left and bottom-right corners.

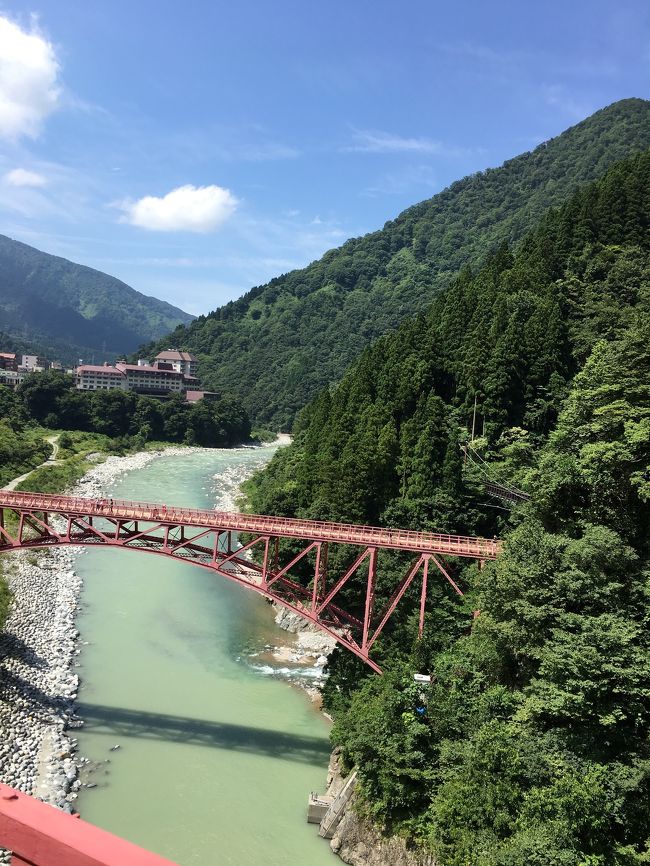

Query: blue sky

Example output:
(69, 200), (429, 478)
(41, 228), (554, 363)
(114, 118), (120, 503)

(0, 0), (649, 315)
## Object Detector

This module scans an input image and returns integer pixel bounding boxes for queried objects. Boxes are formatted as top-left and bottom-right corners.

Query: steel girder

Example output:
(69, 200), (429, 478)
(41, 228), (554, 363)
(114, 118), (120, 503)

(0, 492), (498, 672)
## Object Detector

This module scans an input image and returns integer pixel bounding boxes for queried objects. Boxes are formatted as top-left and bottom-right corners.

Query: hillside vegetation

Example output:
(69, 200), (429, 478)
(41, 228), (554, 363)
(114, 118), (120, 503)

(3, 370), (250, 450)
(144, 98), (650, 427)
(0, 235), (193, 364)
(243, 150), (650, 864)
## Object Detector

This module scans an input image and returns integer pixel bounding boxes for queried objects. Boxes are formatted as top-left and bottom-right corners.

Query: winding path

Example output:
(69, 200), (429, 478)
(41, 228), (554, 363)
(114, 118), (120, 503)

(2, 434), (61, 492)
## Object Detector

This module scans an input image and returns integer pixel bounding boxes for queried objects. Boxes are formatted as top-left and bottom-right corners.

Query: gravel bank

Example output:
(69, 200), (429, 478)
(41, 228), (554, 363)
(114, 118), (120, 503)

(0, 437), (325, 838)
(0, 446), (216, 817)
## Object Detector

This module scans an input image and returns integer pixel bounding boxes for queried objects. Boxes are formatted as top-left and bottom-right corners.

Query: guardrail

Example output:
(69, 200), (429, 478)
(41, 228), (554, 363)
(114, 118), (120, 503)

(0, 784), (178, 866)
(0, 491), (501, 559)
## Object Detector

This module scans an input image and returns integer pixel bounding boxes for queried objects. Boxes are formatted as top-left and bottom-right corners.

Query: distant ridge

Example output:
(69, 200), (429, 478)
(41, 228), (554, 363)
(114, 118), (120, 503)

(0, 235), (193, 364)
(141, 98), (650, 427)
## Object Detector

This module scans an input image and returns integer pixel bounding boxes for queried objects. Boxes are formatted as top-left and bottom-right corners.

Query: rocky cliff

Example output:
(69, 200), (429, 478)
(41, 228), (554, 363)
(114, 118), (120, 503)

(324, 750), (436, 866)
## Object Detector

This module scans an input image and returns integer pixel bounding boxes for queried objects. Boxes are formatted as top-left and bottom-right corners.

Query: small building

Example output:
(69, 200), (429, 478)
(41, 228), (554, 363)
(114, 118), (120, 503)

(154, 350), (198, 377)
(21, 355), (49, 372)
(0, 353), (17, 372)
(76, 365), (128, 391)
(0, 368), (28, 388)
(185, 390), (220, 404)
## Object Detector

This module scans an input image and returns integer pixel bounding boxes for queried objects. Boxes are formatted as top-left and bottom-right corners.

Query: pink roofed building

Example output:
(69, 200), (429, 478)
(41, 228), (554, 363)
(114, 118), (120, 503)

(75, 365), (127, 391)
(154, 350), (198, 377)
(0, 352), (17, 372)
(74, 359), (189, 395)
(185, 390), (219, 403)
(115, 362), (184, 394)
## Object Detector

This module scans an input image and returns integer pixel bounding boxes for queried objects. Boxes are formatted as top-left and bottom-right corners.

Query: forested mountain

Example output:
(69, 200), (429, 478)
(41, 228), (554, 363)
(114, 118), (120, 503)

(143, 98), (650, 427)
(243, 150), (650, 864)
(0, 235), (193, 364)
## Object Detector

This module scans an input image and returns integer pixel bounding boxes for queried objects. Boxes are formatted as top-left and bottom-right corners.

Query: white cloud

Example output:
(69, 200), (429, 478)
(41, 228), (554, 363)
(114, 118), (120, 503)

(542, 85), (593, 120)
(364, 164), (438, 197)
(344, 128), (445, 154)
(119, 184), (238, 233)
(0, 16), (61, 139)
(4, 167), (47, 187)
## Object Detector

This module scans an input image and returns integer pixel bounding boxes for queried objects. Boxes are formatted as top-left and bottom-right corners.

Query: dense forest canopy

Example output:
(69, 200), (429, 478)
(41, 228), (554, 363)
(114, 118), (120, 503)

(0, 234), (193, 365)
(242, 149), (650, 864)
(143, 98), (650, 428)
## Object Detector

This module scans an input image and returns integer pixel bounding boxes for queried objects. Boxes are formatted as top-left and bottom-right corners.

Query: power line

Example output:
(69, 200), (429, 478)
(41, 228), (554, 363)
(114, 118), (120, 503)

(461, 443), (531, 503)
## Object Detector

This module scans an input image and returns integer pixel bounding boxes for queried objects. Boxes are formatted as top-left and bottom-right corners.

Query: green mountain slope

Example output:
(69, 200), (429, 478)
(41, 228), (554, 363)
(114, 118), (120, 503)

(243, 150), (650, 865)
(0, 235), (193, 364)
(145, 97), (650, 427)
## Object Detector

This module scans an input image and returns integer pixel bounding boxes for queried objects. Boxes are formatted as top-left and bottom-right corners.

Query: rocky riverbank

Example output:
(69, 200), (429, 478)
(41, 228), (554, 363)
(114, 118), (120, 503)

(0, 445), (227, 814)
(267, 606), (336, 705)
(322, 751), (436, 866)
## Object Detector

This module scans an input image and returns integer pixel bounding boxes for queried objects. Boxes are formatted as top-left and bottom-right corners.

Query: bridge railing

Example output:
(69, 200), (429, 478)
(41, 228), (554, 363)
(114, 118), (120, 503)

(0, 491), (500, 559)
(0, 784), (178, 865)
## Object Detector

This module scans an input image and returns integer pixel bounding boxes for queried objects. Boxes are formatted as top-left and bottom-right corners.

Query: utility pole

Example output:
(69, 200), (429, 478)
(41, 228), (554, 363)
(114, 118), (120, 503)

(471, 394), (477, 443)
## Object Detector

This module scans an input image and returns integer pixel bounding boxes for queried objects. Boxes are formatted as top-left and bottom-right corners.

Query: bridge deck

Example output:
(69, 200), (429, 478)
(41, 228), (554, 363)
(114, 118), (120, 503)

(0, 490), (499, 559)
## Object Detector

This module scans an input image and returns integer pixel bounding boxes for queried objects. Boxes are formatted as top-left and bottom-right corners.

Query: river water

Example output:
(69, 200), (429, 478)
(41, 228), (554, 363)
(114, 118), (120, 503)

(73, 447), (336, 865)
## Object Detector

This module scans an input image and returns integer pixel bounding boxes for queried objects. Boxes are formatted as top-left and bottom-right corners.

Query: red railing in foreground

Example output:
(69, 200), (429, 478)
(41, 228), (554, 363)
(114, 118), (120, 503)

(0, 490), (501, 673)
(0, 783), (178, 865)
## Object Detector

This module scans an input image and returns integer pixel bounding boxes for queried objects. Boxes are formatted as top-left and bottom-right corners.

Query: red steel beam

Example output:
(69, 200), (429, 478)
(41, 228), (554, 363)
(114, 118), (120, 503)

(0, 784), (178, 866)
(0, 491), (501, 559)
(430, 554), (464, 596)
(418, 556), (429, 639)
(360, 547), (377, 652)
(0, 492), (502, 673)
(316, 548), (372, 615)
(366, 555), (426, 652)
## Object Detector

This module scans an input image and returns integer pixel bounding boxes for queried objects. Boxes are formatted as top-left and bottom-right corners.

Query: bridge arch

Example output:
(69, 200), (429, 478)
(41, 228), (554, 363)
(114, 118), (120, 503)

(0, 537), (380, 671)
(0, 491), (500, 673)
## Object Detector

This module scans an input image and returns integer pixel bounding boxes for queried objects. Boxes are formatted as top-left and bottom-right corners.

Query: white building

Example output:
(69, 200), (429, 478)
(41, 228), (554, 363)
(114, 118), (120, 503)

(74, 360), (187, 395)
(21, 355), (49, 372)
(154, 350), (198, 377)
(115, 362), (184, 394)
(0, 369), (28, 389)
(76, 365), (128, 391)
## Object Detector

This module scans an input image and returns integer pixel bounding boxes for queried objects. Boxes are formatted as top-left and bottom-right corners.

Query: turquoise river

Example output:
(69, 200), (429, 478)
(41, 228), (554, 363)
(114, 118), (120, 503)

(73, 446), (337, 865)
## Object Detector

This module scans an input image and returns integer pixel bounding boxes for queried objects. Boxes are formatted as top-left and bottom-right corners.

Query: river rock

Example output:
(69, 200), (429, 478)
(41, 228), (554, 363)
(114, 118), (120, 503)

(0, 449), (171, 815)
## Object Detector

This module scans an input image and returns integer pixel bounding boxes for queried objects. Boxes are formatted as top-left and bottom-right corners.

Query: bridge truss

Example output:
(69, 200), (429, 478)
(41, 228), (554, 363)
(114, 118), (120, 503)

(0, 491), (500, 673)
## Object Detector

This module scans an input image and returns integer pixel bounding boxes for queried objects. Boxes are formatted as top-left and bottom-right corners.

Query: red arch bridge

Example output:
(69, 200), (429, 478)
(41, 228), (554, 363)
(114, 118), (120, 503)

(0, 490), (500, 674)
